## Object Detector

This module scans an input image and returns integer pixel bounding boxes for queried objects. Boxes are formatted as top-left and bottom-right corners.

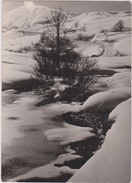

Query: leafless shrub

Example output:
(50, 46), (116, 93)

(74, 21), (79, 28)
(77, 33), (94, 41)
(112, 20), (124, 32)
(115, 50), (129, 56)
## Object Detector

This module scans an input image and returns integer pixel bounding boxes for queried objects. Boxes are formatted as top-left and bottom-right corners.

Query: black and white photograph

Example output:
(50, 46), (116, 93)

(1, 1), (131, 182)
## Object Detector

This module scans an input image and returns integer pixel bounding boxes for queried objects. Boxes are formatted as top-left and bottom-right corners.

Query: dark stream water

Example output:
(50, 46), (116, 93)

(2, 89), (112, 182)
(2, 90), (69, 181)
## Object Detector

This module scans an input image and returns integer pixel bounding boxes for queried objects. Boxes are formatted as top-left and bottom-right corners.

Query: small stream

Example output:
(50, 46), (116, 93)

(2, 90), (81, 181)
(2, 89), (113, 182)
(2, 91), (62, 180)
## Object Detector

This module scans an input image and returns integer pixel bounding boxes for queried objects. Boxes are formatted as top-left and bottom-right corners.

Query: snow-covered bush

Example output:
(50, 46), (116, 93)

(77, 33), (83, 40)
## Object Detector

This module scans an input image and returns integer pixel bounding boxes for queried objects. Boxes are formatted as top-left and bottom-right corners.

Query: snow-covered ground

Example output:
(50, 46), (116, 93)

(2, 51), (35, 84)
(68, 98), (131, 183)
(2, 5), (131, 182)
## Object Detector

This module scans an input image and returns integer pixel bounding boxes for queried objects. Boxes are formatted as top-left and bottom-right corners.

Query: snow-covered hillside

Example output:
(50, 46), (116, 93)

(2, 6), (131, 87)
(3, 5), (53, 30)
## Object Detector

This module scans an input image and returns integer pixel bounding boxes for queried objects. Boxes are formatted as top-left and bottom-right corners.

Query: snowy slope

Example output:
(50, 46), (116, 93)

(68, 98), (131, 183)
(3, 5), (53, 29)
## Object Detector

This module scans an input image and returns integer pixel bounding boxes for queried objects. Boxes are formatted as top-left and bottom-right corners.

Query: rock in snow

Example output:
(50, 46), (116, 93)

(68, 98), (131, 183)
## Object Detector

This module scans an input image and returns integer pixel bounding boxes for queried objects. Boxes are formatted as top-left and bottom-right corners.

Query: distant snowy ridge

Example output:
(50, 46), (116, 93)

(3, 5), (131, 31)
(3, 5), (53, 29)
(3, 5), (72, 30)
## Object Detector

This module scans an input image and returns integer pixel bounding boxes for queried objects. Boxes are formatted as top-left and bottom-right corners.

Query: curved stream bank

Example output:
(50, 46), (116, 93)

(2, 89), (114, 182)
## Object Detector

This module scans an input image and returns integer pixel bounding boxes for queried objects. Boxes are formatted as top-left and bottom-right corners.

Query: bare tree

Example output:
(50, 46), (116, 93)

(44, 7), (70, 72)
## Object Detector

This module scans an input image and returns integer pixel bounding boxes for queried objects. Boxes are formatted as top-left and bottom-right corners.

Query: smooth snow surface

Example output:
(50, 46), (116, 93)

(98, 56), (131, 70)
(109, 98), (131, 121)
(45, 123), (95, 145)
(114, 37), (131, 55)
(81, 87), (131, 112)
(106, 72), (131, 89)
(2, 51), (35, 84)
(9, 164), (78, 182)
(3, 5), (52, 29)
(68, 98), (131, 183)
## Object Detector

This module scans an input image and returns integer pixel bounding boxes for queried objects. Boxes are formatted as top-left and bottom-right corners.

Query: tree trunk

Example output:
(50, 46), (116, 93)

(56, 22), (60, 75)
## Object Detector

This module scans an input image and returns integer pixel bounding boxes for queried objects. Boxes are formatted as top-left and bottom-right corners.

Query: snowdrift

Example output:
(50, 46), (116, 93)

(114, 37), (131, 55)
(2, 51), (35, 84)
(106, 71), (131, 89)
(98, 56), (131, 71)
(45, 123), (95, 145)
(81, 87), (131, 112)
(68, 98), (131, 183)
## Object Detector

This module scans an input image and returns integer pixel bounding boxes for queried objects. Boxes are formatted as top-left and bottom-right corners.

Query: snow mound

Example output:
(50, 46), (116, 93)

(8, 164), (78, 182)
(56, 154), (83, 165)
(44, 123), (95, 145)
(106, 72), (131, 89)
(114, 37), (131, 55)
(74, 42), (103, 57)
(43, 102), (81, 117)
(109, 98), (131, 121)
(98, 56), (131, 70)
(68, 98), (131, 183)
(81, 87), (131, 112)
(2, 51), (36, 84)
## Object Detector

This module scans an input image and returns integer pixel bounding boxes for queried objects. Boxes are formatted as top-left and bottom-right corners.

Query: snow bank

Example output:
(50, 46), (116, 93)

(3, 32), (40, 50)
(109, 98), (131, 121)
(55, 154), (83, 165)
(7, 151), (82, 182)
(45, 123), (95, 145)
(43, 102), (81, 117)
(106, 71), (131, 89)
(98, 56), (131, 70)
(81, 87), (131, 112)
(8, 164), (78, 182)
(114, 37), (131, 55)
(68, 98), (131, 183)
(92, 32), (130, 43)
(74, 42), (103, 57)
(2, 70), (31, 84)
(2, 51), (36, 84)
